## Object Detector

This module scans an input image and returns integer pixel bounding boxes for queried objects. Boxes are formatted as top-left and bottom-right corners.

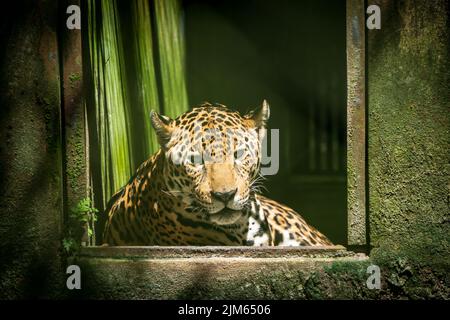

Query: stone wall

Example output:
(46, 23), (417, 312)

(0, 0), (65, 298)
(367, 0), (449, 298)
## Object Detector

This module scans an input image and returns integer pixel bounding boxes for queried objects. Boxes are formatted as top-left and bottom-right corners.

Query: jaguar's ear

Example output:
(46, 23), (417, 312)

(150, 110), (173, 148)
(246, 99), (270, 129)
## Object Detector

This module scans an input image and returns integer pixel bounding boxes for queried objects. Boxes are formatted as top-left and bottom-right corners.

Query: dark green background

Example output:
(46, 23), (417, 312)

(184, 0), (347, 244)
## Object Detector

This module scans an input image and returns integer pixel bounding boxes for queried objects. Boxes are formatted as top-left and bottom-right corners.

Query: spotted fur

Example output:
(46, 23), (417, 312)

(103, 101), (332, 246)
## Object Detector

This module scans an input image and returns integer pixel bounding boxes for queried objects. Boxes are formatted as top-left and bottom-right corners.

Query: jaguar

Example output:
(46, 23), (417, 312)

(103, 100), (332, 246)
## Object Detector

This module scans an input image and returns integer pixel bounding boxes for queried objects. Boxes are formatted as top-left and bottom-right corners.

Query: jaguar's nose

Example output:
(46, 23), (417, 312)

(212, 189), (237, 204)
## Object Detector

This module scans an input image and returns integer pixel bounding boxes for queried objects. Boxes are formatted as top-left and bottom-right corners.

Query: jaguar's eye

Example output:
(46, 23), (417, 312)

(234, 148), (246, 161)
(186, 152), (203, 166)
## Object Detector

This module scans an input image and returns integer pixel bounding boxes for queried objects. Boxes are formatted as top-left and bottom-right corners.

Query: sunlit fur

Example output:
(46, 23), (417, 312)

(103, 102), (333, 246)
(162, 106), (263, 223)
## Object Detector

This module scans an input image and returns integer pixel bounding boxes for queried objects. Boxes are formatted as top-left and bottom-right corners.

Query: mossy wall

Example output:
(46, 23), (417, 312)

(367, 0), (449, 298)
(73, 254), (373, 299)
(0, 0), (65, 298)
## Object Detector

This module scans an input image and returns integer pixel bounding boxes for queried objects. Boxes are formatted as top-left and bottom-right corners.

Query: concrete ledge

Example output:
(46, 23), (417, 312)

(79, 245), (356, 259)
(70, 246), (370, 299)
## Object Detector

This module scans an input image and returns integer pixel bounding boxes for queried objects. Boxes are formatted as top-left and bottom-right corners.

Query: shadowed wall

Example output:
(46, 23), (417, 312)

(0, 0), (64, 298)
(366, 0), (449, 297)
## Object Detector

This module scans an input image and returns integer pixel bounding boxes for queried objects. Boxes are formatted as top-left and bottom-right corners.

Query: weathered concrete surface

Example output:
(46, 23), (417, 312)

(60, 0), (87, 229)
(0, 0), (65, 298)
(79, 246), (351, 259)
(73, 241), (446, 299)
(367, 0), (449, 299)
(72, 247), (370, 299)
(347, 0), (367, 246)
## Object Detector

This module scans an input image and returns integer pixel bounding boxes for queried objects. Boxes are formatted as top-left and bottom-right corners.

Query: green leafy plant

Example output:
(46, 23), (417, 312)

(62, 236), (77, 255)
(70, 197), (99, 246)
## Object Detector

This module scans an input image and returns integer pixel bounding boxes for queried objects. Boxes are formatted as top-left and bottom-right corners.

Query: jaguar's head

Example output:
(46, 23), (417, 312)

(150, 100), (270, 225)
